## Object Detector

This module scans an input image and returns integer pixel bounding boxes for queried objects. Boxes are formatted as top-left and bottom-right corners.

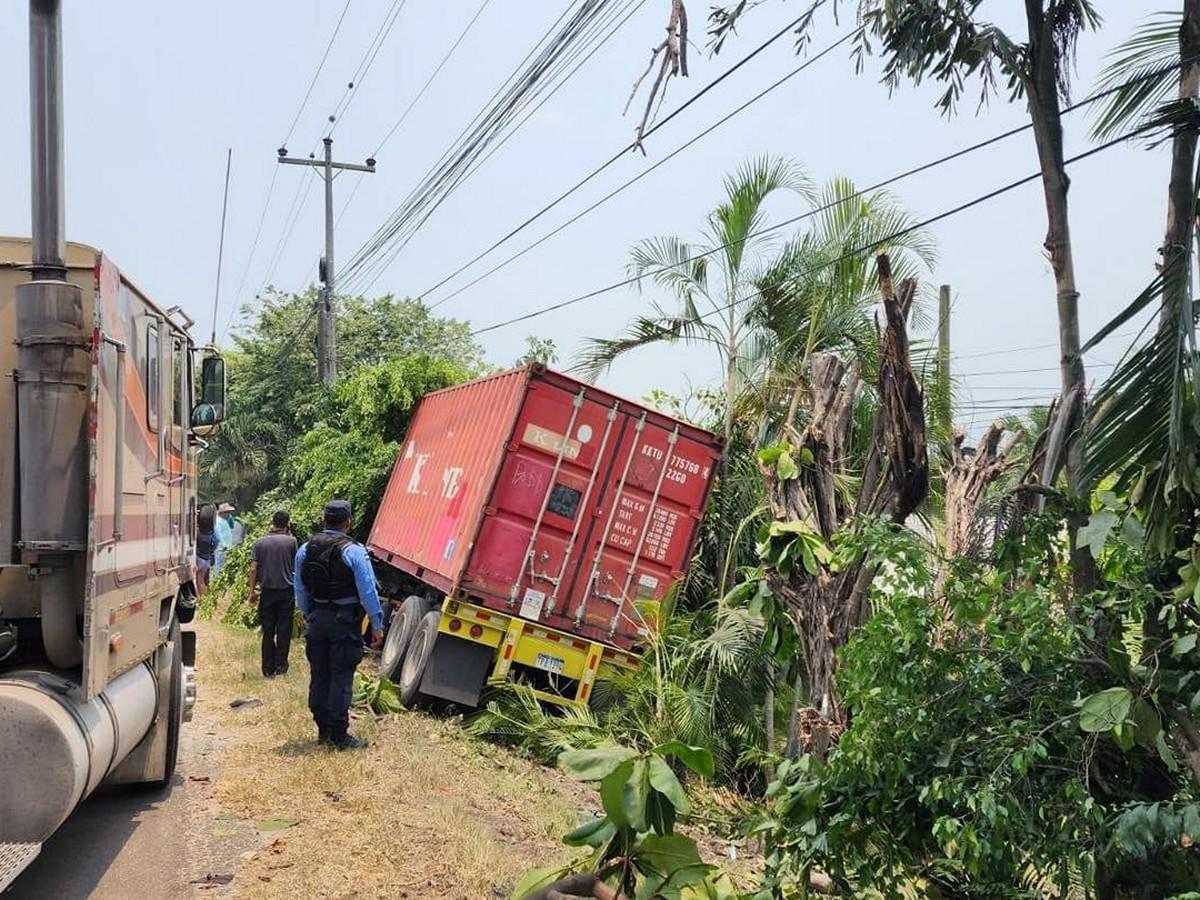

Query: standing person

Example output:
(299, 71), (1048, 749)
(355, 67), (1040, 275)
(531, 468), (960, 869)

(248, 510), (298, 678)
(213, 503), (235, 577)
(195, 502), (217, 595)
(294, 500), (384, 750)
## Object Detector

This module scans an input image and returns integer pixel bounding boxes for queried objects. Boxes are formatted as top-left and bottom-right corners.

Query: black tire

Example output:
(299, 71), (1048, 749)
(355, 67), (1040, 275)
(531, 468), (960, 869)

(379, 595), (429, 681)
(398, 610), (440, 708)
(157, 620), (184, 786)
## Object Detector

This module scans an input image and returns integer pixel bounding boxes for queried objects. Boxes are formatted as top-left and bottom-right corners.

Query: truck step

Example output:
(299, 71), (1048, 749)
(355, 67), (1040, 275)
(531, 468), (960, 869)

(0, 842), (40, 891)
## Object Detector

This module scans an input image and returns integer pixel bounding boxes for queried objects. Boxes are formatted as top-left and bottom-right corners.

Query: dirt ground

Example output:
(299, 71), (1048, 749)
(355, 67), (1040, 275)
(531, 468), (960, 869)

(196, 620), (593, 899)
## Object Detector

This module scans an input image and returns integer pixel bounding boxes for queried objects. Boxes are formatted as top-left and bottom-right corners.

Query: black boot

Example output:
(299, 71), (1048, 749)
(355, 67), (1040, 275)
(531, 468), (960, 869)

(332, 734), (368, 751)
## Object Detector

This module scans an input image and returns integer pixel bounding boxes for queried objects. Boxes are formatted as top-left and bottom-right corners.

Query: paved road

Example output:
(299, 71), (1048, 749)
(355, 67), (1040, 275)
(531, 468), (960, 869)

(6, 694), (254, 898)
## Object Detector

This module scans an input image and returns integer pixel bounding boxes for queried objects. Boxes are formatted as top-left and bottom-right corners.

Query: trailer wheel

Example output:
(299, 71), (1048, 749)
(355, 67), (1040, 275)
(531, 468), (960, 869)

(380, 595), (429, 682)
(157, 620), (184, 786)
(398, 610), (440, 708)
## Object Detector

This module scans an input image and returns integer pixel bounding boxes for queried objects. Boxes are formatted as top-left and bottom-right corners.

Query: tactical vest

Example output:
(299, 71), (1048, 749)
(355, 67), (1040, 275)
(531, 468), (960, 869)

(301, 532), (356, 602)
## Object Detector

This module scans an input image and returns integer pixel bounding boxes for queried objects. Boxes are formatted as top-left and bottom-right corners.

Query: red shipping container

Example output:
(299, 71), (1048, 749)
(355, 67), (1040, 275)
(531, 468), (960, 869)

(368, 365), (723, 650)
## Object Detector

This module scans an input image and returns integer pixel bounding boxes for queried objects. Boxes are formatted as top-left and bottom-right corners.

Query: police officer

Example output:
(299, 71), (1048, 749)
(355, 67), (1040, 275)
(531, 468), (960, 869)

(294, 500), (385, 749)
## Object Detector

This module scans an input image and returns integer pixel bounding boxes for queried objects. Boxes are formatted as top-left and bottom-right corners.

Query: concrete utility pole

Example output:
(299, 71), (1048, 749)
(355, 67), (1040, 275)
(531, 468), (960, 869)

(937, 284), (952, 439)
(277, 138), (375, 384)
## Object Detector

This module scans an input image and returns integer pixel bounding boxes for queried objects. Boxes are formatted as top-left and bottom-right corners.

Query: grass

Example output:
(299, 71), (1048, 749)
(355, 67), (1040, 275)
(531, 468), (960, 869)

(196, 621), (587, 898)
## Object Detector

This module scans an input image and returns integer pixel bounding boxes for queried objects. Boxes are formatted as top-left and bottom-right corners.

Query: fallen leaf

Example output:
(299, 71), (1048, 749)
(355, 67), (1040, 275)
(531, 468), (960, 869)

(230, 697), (263, 710)
(269, 839), (287, 853)
(258, 875), (272, 883)
(189, 775), (211, 783)
(256, 816), (300, 832)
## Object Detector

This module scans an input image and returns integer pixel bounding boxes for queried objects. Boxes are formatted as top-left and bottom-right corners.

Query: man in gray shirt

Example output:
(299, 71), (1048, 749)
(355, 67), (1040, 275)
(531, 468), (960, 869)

(249, 510), (299, 677)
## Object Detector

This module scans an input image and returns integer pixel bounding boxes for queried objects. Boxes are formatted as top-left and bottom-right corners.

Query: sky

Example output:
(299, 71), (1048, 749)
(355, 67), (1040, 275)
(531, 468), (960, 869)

(0, 1), (1171, 436)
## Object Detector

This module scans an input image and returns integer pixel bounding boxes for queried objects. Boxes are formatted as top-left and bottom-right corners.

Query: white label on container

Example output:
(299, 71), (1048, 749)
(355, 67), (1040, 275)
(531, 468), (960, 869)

(523, 423), (581, 460)
(636, 573), (659, 599)
(519, 587), (546, 621)
(443, 538), (456, 561)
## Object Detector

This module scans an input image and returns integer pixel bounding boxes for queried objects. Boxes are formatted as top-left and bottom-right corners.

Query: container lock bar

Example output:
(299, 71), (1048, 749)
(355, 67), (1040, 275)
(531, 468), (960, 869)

(509, 388), (586, 608)
(546, 400), (618, 617)
(611, 425), (678, 635)
(578, 413), (646, 626)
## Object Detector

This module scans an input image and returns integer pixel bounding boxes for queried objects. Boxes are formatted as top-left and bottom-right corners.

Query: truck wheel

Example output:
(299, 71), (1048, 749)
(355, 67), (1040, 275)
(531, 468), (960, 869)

(157, 620), (184, 786)
(398, 610), (440, 708)
(380, 595), (429, 682)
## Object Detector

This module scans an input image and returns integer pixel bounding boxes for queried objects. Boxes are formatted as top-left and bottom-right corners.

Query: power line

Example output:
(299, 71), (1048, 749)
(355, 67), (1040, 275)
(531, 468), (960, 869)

(260, 170), (318, 292)
(441, 45), (1189, 322)
(324, 0), (407, 140)
(421, 9), (839, 305)
(428, 26), (859, 310)
(469, 123), (1152, 337)
(339, 0), (639, 294)
(372, 0), (493, 158)
(345, 0), (648, 296)
(281, 0), (354, 148)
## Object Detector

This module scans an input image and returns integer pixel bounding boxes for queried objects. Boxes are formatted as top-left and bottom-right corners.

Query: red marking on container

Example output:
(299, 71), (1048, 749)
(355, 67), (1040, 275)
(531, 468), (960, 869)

(579, 684), (591, 702)
(503, 645), (513, 660)
(587, 654), (599, 670)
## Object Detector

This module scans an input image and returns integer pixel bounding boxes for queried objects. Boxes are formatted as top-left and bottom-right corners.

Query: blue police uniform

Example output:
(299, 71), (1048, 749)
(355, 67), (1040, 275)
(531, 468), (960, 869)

(294, 500), (384, 747)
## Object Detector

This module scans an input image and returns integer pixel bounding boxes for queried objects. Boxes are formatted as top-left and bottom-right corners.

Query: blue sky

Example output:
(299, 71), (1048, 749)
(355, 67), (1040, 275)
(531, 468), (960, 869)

(0, 1), (1167, 434)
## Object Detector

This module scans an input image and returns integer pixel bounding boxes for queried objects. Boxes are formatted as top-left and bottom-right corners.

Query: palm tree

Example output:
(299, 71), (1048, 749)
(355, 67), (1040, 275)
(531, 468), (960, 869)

(742, 177), (939, 442)
(576, 156), (813, 450)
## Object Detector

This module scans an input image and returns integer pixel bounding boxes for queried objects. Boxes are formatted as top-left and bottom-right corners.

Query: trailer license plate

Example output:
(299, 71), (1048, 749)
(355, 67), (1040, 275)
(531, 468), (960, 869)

(535, 653), (565, 674)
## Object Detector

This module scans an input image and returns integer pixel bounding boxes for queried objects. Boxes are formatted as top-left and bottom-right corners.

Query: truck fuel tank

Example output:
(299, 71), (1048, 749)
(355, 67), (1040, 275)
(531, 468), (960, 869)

(0, 661), (157, 843)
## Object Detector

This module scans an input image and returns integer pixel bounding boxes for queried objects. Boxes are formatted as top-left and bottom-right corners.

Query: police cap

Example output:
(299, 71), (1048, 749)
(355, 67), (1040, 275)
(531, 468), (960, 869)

(323, 499), (352, 524)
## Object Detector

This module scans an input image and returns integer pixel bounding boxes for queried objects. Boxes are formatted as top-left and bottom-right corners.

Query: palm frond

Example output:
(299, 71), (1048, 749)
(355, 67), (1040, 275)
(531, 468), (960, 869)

(1090, 10), (1181, 141)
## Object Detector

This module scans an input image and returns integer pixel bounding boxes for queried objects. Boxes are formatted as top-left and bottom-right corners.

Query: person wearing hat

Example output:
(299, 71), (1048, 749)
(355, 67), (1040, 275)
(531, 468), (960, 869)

(294, 499), (385, 750)
(212, 502), (236, 577)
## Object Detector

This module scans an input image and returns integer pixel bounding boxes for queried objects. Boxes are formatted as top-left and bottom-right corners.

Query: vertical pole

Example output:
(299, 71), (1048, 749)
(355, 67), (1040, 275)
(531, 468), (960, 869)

(937, 284), (952, 438)
(28, 0), (65, 281)
(209, 148), (232, 347)
(320, 137), (337, 385)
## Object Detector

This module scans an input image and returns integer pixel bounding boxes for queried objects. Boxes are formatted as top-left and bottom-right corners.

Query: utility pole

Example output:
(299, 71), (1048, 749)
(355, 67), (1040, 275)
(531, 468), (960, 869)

(277, 138), (375, 384)
(937, 284), (952, 439)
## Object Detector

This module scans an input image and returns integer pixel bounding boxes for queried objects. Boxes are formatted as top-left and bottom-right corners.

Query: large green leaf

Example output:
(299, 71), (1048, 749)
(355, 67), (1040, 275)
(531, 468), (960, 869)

(600, 759), (637, 828)
(653, 741), (716, 779)
(560, 747), (637, 782)
(647, 755), (691, 815)
(564, 816), (616, 848)
(1079, 687), (1133, 733)
(636, 834), (705, 876)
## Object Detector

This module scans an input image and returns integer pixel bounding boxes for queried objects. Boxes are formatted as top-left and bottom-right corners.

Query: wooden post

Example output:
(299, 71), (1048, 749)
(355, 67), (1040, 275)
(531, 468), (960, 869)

(937, 284), (952, 439)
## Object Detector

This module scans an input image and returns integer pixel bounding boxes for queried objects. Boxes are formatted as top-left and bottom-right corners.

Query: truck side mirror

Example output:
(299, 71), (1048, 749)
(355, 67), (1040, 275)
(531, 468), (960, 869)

(191, 355), (226, 436)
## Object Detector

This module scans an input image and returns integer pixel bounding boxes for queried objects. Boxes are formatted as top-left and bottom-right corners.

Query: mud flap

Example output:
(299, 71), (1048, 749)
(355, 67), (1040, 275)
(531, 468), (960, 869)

(419, 635), (493, 707)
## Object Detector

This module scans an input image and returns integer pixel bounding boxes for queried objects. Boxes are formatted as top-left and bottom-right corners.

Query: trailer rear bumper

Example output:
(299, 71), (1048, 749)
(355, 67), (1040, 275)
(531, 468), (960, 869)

(435, 597), (640, 707)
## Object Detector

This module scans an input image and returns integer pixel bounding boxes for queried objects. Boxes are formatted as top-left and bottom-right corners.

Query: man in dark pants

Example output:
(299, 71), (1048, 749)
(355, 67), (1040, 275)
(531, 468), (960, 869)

(294, 500), (385, 750)
(248, 510), (298, 677)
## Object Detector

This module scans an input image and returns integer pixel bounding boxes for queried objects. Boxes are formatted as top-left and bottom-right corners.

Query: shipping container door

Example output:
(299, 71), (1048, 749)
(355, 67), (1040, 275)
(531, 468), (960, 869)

(469, 379), (622, 621)
(565, 415), (719, 645)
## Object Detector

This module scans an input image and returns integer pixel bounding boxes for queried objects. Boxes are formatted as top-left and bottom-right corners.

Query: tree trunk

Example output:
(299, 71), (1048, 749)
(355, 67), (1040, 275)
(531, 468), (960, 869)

(1160, 0), (1200, 334)
(1023, 0), (1094, 594)
(761, 256), (928, 758)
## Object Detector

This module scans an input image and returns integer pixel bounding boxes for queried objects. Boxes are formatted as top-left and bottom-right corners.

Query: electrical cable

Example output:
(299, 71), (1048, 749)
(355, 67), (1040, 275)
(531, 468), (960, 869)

(421, 8), (845, 304)
(324, 0), (407, 140)
(338, 0), (638, 293)
(427, 27), (859, 310)
(433, 44), (1192, 317)
(281, 0), (354, 148)
(346, 0), (648, 295)
(343, 0), (639, 291)
(469, 122), (1154, 337)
